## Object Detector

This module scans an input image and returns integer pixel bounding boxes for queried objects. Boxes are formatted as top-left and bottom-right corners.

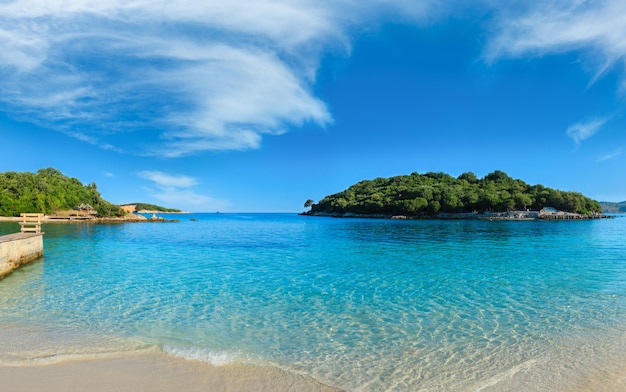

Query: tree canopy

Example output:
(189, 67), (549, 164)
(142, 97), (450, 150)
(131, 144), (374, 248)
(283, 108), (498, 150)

(308, 170), (601, 216)
(0, 168), (124, 217)
(130, 203), (182, 213)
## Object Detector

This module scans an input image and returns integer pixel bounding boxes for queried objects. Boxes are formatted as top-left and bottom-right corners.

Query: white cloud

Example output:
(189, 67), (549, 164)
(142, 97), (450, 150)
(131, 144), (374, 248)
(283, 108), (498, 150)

(149, 188), (231, 212)
(61, 130), (120, 152)
(486, 1), (626, 84)
(484, 1), (626, 151)
(0, 0), (441, 157)
(138, 171), (197, 188)
(5, 1), (626, 158)
(566, 117), (609, 144)
(597, 147), (622, 162)
(137, 170), (230, 211)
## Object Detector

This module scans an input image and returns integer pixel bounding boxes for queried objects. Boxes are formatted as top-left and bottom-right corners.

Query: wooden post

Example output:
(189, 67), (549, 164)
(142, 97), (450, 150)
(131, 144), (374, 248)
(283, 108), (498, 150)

(19, 213), (43, 234)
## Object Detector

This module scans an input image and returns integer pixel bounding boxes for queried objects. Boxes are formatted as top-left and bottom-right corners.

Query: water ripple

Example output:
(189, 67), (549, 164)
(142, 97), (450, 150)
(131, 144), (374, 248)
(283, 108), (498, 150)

(1, 215), (626, 390)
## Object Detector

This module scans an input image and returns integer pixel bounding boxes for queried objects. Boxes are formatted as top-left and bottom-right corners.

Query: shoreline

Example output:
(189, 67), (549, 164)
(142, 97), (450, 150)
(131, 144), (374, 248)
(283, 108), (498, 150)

(302, 210), (613, 221)
(2, 347), (625, 392)
(0, 351), (340, 392)
(0, 214), (179, 223)
(137, 210), (190, 214)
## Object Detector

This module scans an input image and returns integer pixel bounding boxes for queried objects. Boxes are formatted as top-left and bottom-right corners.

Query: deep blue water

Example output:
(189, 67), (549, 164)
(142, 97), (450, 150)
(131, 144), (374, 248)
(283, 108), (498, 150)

(1, 214), (625, 391)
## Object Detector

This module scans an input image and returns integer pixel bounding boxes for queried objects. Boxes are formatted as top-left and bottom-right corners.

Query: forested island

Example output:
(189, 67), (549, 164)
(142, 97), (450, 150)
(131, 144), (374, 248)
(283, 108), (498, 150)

(305, 170), (603, 219)
(0, 168), (123, 217)
(0, 168), (179, 218)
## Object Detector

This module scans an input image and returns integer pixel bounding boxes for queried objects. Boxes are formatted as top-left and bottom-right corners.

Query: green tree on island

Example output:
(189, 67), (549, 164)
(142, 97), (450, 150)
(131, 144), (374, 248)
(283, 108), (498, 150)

(0, 168), (124, 217)
(307, 170), (601, 216)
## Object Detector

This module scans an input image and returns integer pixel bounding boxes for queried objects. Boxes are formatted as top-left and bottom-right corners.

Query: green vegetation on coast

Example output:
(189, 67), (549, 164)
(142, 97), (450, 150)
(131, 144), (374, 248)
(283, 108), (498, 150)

(0, 168), (123, 217)
(307, 170), (601, 217)
(122, 203), (182, 213)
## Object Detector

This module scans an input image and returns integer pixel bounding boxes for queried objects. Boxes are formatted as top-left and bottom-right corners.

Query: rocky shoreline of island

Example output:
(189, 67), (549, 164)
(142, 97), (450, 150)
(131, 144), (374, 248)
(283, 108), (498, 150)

(303, 208), (612, 221)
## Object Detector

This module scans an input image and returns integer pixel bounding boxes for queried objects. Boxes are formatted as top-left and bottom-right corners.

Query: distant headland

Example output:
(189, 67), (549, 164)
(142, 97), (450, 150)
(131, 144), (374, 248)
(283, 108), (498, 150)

(119, 203), (185, 214)
(303, 170), (609, 220)
(599, 201), (626, 214)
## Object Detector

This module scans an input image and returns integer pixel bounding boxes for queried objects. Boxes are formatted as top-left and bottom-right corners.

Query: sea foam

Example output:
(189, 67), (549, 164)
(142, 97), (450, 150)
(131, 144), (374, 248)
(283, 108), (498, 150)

(162, 345), (239, 367)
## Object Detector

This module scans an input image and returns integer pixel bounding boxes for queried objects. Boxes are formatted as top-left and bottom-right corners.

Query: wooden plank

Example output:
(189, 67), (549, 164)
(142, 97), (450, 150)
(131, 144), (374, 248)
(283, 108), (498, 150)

(19, 213), (43, 233)
(20, 213), (43, 218)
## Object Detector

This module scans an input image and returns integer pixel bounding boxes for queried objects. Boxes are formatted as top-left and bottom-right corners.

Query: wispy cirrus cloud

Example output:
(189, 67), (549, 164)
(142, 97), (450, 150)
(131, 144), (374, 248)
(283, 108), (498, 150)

(137, 170), (229, 211)
(597, 148), (623, 162)
(0, 0), (442, 157)
(566, 117), (609, 145)
(484, 1), (626, 150)
(138, 171), (198, 188)
(486, 1), (626, 85)
(8, 1), (623, 158)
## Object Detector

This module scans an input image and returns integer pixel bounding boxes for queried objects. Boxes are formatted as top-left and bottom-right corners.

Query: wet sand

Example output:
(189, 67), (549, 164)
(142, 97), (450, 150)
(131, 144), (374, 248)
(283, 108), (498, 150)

(0, 352), (340, 392)
(3, 352), (625, 392)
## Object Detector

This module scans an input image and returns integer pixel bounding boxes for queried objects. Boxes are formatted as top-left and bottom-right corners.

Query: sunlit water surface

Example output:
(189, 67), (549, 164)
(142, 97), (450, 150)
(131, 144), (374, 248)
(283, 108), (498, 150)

(1, 214), (625, 391)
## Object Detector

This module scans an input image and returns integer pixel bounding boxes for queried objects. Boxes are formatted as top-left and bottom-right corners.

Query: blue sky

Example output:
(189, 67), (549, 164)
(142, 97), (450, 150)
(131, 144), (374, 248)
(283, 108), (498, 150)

(1, 1), (625, 212)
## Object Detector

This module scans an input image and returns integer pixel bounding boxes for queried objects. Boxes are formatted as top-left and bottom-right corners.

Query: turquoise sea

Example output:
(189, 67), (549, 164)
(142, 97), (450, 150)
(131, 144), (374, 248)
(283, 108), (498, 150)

(1, 214), (625, 391)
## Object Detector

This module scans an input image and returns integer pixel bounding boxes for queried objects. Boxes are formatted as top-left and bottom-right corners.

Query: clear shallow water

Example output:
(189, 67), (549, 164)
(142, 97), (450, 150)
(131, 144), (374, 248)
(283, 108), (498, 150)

(1, 214), (626, 391)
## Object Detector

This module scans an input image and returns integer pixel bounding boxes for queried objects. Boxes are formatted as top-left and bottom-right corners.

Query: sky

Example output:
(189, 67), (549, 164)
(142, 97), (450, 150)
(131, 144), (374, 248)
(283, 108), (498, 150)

(1, 0), (626, 212)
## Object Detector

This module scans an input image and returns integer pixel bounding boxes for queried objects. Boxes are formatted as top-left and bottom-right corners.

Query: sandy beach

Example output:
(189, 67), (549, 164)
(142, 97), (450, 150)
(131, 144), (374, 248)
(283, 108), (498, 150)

(0, 352), (340, 392)
(3, 350), (626, 392)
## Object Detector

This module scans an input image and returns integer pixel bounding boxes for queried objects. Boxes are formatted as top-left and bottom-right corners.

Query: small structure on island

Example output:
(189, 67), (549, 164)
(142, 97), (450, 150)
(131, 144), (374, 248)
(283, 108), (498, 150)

(76, 203), (97, 217)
